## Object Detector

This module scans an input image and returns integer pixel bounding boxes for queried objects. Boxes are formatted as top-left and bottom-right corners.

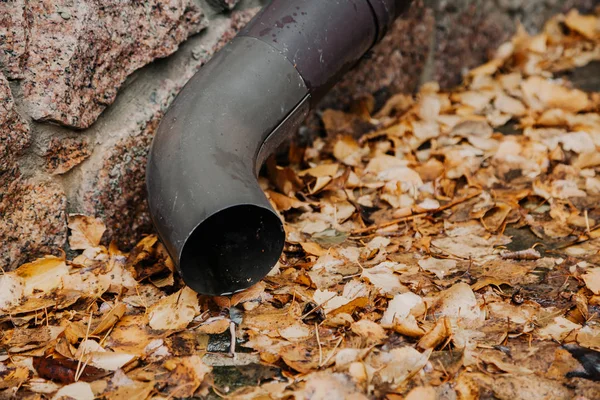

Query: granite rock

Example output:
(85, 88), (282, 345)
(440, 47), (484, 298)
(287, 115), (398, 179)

(0, 177), (67, 270)
(0, 73), (30, 174)
(0, 72), (66, 270)
(0, 0), (28, 79)
(44, 137), (91, 175)
(23, 0), (207, 128)
(431, 1), (515, 88)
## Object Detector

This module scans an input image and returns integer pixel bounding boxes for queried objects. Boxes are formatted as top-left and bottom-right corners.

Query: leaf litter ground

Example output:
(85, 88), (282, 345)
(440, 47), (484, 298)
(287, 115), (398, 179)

(2, 8), (600, 400)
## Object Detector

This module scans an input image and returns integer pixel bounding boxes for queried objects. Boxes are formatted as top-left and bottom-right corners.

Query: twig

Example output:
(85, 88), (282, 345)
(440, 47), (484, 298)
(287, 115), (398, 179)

(75, 312), (93, 382)
(229, 321), (237, 359)
(135, 284), (149, 317)
(351, 190), (482, 234)
(585, 209), (591, 234)
(315, 323), (323, 367)
(321, 335), (344, 367)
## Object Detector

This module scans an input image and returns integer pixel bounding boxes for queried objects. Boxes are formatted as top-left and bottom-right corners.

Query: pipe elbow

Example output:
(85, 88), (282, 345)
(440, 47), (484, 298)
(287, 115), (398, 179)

(147, 37), (308, 295)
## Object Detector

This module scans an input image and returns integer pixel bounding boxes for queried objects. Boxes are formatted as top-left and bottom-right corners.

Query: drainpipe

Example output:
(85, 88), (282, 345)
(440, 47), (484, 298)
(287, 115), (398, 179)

(146, 0), (413, 295)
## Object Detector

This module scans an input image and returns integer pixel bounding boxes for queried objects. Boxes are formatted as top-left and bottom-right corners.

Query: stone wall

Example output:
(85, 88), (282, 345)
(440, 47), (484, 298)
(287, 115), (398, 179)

(1, 0), (598, 269)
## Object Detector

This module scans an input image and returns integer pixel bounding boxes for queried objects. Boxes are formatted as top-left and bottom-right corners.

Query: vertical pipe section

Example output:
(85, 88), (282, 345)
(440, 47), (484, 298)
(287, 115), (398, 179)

(147, 0), (412, 295)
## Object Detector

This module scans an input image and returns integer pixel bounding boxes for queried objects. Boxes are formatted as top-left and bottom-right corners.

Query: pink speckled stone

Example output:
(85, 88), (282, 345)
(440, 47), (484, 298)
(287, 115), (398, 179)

(23, 0), (207, 128)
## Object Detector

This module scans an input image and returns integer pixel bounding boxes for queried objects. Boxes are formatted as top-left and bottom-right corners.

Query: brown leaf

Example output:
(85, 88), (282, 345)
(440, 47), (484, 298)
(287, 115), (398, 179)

(162, 356), (211, 398)
(68, 215), (106, 250)
(582, 268), (600, 295)
(194, 317), (231, 335)
(231, 282), (266, 306)
(267, 190), (311, 212)
(148, 287), (200, 330)
(333, 136), (364, 166)
(564, 10), (598, 40)
(351, 320), (387, 345)
(375, 347), (432, 388)
(92, 303), (127, 335)
(99, 380), (155, 400)
(32, 357), (110, 384)
(0, 367), (29, 390)
(418, 317), (451, 350)
(471, 277), (512, 291)
(280, 345), (321, 374)
(522, 76), (590, 113)
(15, 255), (69, 296)
(300, 242), (327, 256)
(405, 386), (437, 400)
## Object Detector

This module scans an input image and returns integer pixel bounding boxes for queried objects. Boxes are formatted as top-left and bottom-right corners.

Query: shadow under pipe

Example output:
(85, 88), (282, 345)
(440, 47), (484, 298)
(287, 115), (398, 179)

(146, 0), (413, 295)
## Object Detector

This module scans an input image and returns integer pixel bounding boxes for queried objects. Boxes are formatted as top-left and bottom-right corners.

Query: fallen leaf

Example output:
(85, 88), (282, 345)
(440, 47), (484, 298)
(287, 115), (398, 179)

(537, 317), (581, 340)
(405, 386), (437, 400)
(582, 268), (600, 295)
(231, 282), (266, 306)
(351, 320), (387, 345)
(522, 76), (590, 113)
(381, 292), (424, 326)
(162, 356), (211, 398)
(299, 163), (339, 178)
(148, 287), (200, 330)
(15, 255), (69, 296)
(194, 317), (231, 335)
(0, 273), (24, 311)
(361, 262), (407, 296)
(300, 242), (327, 256)
(419, 258), (458, 279)
(68, 214), (106, 250)
(279, 324), (312, 341)
(481, 354), (534, 374)
(430, 283), (482, 321)
(52, 381), (95, 400)
(333, 136), (365, 166)
(564, 9), (598, 40)
(418, 317), (452, 350)
(99, 379), (155, 400)
(267, 190), (311, 212)
(375, 347), (432, 388)
(33, 357), (109, 384)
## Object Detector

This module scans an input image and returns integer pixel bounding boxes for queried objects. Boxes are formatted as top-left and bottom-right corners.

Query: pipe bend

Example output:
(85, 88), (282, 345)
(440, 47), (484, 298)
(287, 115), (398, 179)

(146, 37), (308, 295)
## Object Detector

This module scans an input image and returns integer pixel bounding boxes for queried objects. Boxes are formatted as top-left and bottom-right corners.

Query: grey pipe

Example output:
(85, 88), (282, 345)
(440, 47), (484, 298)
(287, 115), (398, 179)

(146, 0), (412, 295)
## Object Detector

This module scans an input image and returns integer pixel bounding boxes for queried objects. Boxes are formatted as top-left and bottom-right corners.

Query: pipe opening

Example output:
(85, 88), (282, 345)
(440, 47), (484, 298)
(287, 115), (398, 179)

(179, 204), (285, 295)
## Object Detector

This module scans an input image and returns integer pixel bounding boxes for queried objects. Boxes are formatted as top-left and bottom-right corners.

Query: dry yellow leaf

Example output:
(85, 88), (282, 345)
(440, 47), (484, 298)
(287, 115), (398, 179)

(298, 163), (339, 178)
(522, 76), (590, 113)
(15, 255), (69, 296)
(67, 214), (106, 250)
(375, 347), (432, 388)
(148, 287), (200, 330)
(92, 303), (127, 335)
(582, 268), (600, 295)
(564, 10), (598, 40)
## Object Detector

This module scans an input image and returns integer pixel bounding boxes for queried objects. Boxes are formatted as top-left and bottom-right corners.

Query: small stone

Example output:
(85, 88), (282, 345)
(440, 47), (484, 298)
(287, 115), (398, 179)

(191, 49), (204, 61)
(44, 138), (91, 175)
(59, 10), (71, 20)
